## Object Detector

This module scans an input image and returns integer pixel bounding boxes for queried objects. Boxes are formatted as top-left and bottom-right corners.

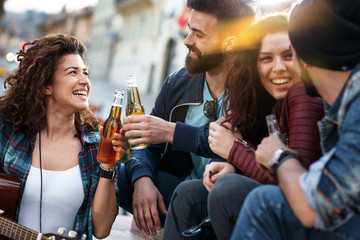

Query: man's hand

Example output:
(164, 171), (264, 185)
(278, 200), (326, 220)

(0, 209), (4, 215)
(203, 162), (236, 191)
(255, 135), (291, 172)
(208, 122), (239, 159)
(132, 177), (167, 236)
(123, 115), (176, 145)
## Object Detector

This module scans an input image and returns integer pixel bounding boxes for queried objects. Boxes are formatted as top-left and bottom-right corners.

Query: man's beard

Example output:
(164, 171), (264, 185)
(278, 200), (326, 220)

(185, 46), (225, 74)
(299, 62), (321, 98)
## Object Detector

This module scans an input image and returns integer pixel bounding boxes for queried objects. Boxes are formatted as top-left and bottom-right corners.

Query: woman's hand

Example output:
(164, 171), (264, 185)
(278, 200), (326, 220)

(113, 129), (127, 157)
(98, 125), (127, 161)
(208, 122), (239, 159)
(203, 162), (236, 191)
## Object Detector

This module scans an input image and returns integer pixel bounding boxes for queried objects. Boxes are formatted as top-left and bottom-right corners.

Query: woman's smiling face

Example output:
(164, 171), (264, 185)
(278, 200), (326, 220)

(45, 54), (90, 115)
(257, 31), (300, 100)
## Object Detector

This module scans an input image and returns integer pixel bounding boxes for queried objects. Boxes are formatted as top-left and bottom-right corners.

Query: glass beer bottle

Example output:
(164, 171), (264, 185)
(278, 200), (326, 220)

(97, 90), (124, 164)
(266, 113), (286, 144)
(125, 75), (148, 149)
(266, 114), (281, 137)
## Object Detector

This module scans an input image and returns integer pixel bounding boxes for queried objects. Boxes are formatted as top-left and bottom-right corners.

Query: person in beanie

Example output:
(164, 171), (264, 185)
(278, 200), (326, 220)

(230, 0), (360, 239)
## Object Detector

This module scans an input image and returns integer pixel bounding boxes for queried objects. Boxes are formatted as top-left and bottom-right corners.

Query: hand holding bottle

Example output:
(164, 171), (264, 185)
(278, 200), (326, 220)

(97, 90), (125, 164)
(125, 75), (148, 150)
(123, 115), (176, 145)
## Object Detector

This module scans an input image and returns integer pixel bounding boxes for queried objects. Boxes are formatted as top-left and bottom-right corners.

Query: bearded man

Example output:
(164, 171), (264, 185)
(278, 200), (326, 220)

(116, 0), (257, 236)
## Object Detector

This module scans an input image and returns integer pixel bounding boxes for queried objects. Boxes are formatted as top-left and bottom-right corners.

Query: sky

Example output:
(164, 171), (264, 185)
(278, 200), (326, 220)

(4, 0), (99, 14)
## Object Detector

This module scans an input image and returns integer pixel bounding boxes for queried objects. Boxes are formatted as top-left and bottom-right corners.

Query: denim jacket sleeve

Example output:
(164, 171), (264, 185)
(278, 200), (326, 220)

(300, 69), (360, 230)
(124, 72), (171, 185)
(124, 68), (195, 184)
(172, 122), (220, 158)
(125, 146), (162, 186)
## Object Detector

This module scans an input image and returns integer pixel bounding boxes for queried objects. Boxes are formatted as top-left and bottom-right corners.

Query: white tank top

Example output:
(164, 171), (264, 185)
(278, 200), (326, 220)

(18, 165), (84, 234)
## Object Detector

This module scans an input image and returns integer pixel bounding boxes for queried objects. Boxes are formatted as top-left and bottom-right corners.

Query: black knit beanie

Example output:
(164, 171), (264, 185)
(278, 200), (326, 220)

(289, 0), (360, 71)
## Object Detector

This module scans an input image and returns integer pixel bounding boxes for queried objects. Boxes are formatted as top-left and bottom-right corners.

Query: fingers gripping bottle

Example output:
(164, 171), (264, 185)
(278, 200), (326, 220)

(125, 75), (148, 150)
(97, 90), (124, 164)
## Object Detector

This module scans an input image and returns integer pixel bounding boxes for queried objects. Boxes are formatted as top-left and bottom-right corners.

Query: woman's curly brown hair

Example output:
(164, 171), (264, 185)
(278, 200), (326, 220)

(222, 13), (289, 132)
(0, 34), (98, 137)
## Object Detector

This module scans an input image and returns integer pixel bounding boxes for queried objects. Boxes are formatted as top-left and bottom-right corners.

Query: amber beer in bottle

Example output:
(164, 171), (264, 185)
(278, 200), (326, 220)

(97, 90), (124, 164)
(125, 75), (147, 149)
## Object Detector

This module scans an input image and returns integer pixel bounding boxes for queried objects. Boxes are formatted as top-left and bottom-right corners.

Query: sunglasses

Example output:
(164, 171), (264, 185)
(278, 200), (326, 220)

(203, 100), (217, 121)
(181, 216), (212, 237)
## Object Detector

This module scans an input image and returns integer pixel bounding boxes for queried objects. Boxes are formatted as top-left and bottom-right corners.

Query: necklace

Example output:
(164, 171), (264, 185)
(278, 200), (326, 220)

(38, 131), (43, 233)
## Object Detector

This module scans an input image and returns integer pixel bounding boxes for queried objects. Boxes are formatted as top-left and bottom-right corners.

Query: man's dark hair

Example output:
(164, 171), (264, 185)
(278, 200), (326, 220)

(186, 0), (257, 21)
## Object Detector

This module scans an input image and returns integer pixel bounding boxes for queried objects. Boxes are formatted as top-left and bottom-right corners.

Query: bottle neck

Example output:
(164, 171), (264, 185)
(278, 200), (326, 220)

(113, 93), (124, 106)
(110, 94), (123, 118)
(109, 105), (122, 119)
(127, 86), (141, 104)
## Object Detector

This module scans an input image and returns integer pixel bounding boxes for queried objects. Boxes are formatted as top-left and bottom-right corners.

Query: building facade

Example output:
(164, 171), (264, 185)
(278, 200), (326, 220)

(88, 0), (188, 94)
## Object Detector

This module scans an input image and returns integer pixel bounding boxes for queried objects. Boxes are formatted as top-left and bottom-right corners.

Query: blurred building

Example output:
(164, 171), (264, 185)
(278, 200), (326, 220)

(87, 0), (119, 83)
(0, 0), (4, 19)
(87, 0), (294, 95)
(87, 0), (188, 94)
(39, 7), (93, 45)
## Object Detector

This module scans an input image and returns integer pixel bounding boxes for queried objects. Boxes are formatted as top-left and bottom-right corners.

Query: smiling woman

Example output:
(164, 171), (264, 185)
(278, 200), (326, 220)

(257, 31), (300, 100)
(0, 34), (126, 239)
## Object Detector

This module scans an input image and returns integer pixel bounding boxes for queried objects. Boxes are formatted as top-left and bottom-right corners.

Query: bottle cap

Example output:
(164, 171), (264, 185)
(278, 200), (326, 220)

(127, 75), (137, 87)
(115, 89), (124, 97)
(113, 89), (124, 107)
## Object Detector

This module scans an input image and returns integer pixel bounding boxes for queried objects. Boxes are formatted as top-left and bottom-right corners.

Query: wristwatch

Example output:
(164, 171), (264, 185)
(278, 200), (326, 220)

(268, 149), (300, 175)
(99, 165), (117, 182)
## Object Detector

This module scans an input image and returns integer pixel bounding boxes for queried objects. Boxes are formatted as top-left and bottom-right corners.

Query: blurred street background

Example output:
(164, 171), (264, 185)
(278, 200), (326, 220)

(0, 0), (295, 239)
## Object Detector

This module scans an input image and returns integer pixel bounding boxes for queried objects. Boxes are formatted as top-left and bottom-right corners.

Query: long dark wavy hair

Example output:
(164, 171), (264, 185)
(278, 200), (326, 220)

(222, 13), (289, 133)
(0, 34), (98, 137)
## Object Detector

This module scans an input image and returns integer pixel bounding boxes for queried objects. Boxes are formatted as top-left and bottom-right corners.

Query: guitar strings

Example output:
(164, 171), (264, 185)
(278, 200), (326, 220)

(0, 216), (40, 239)
(39, 131), (43, 233)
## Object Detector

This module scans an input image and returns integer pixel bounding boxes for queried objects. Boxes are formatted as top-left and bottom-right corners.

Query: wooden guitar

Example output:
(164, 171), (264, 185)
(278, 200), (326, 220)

(0, 173), (19, 220)
(0, 216), (74, 240)
(0, 173), (76, 240)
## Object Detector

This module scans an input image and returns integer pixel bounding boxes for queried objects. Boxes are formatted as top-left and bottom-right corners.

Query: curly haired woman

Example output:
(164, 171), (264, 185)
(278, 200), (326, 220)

(0, 34), (125, 239)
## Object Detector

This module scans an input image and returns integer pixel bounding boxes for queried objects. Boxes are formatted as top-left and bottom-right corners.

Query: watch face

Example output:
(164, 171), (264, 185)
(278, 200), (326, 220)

(268, 149), (284, 168)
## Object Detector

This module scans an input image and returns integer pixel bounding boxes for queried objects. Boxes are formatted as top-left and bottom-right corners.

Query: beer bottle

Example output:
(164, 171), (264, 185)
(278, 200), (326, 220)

(125, 75), (147, 149)
(97, 90), (124, 164)
(266, 113), (286, 144)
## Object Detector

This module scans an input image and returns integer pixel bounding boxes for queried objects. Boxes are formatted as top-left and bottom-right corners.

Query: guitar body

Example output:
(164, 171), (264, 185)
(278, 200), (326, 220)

(0, 174), (76, 240)
(0, 173), (20, 240)
(0, 173), (20, 220)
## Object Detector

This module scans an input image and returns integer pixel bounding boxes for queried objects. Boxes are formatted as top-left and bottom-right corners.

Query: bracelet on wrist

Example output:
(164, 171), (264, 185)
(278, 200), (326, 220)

(268, 149), (300, 176)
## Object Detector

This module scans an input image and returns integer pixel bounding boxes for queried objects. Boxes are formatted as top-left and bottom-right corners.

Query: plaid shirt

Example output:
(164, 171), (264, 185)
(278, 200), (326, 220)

(0, 117), (100, 240)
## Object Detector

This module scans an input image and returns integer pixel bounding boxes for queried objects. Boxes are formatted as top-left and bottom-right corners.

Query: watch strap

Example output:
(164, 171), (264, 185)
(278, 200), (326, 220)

(99, 165), (116, 181)
(271, 151), (300, 176)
